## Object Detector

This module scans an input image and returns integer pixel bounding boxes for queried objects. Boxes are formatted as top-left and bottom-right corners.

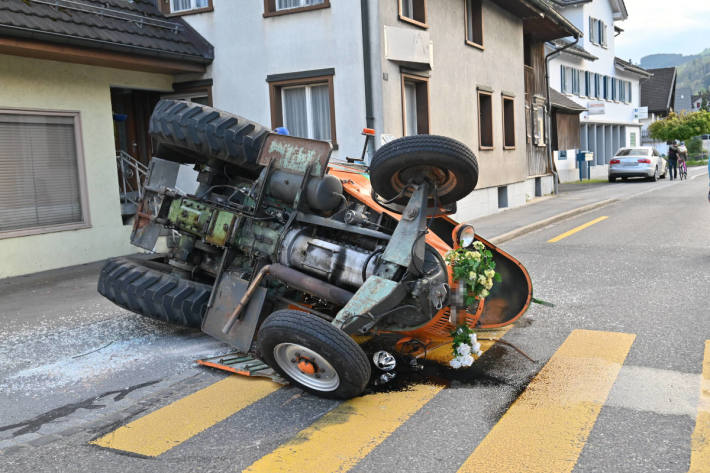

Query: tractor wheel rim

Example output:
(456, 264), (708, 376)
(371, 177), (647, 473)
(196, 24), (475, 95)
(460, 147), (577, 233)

(273, 343), (340, 392)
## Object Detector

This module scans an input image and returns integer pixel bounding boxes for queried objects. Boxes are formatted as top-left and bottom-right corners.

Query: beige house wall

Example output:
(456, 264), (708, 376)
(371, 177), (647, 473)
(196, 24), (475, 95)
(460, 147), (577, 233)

(0, 54), (173, 278)
(378, 0), (528, 191)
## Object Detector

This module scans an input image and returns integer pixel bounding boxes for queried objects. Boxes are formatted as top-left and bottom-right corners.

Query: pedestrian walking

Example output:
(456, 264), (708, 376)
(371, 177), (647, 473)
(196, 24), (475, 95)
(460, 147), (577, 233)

(667, 141), (679, 180)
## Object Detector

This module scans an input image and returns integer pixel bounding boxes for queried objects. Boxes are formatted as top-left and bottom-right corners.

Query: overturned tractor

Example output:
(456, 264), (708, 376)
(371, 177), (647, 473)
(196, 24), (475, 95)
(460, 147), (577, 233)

(98, 100), (533, 398)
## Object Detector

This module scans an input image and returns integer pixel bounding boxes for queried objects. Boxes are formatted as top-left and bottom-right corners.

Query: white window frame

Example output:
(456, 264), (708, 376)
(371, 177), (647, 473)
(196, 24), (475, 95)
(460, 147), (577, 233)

(0, 108), (91, 239)
(280, 83), (331, 141)
(170, 0), (209, 13)
(275, 0), (325, 11)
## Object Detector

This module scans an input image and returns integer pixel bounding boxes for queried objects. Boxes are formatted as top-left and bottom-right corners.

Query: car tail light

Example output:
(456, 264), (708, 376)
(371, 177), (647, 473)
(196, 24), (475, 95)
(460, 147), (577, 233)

(638, 158), (651, 164)
(610, 159), (620, 164)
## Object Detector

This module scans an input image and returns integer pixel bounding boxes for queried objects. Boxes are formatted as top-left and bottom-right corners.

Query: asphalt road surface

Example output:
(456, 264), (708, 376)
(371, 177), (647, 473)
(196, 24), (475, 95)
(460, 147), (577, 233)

(1, 170), (709, 473)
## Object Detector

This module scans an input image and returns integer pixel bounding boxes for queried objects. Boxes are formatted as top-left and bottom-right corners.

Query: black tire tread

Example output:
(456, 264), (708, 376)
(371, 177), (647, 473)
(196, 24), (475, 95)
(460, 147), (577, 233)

(371, 135), (478, 173)
(97, 257), (210, 328)
(370, 135), (479, 205)
(258, 310), (370, 398)
(149, 99), (271, 168)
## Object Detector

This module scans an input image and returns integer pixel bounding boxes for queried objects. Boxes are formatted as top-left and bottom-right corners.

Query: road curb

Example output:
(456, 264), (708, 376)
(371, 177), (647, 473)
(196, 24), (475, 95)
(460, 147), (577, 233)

(488, 198), (618, 245)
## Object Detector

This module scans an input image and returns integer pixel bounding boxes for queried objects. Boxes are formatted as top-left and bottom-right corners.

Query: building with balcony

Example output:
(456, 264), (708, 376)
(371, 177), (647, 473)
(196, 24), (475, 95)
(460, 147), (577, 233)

(547, 0), (652, 181)
(171, 0), (580, 222)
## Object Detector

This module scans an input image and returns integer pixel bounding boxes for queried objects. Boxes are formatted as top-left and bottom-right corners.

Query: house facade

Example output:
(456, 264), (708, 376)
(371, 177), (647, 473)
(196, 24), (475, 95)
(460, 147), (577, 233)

(548, 0), (652, 181)
(640, 67), (677, 155)
(172, 0), (579, 222)
(0, 0), (212, 278)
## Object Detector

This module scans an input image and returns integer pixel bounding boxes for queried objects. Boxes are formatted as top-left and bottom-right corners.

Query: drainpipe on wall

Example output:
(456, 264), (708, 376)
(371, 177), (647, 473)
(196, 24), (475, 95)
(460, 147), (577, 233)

(360, 0), (375, 159)
(545, 35), (580, 194)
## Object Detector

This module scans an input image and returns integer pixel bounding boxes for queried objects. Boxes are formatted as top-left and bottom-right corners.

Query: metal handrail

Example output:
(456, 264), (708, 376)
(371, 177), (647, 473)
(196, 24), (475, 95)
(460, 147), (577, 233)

(116, 150), (148, 207)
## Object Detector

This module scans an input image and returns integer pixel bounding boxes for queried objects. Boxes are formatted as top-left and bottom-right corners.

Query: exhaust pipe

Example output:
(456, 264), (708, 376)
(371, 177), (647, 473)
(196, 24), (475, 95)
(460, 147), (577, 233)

(222, 263), (354, 334)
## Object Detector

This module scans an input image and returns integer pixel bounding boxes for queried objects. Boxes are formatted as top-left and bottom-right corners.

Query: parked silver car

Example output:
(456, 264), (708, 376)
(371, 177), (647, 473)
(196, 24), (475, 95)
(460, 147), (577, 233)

(608, 147), (666, 182)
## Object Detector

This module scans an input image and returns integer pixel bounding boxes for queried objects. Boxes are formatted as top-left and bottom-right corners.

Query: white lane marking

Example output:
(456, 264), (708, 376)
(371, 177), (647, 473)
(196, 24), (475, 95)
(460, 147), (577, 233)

(605, 364), (701, 417)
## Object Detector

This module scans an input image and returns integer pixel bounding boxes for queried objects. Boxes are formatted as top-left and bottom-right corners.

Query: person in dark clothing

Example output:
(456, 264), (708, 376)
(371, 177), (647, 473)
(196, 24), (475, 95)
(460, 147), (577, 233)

(667, 141), (678, 180)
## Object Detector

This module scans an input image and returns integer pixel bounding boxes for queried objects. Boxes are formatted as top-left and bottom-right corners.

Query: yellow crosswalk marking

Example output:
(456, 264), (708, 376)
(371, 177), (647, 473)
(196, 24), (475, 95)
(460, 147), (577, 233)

(243, 383), (443, 473)
(689, 340), (710, 473)
(548, 216), (608, 243)
(244, 327), (508, 473)
(457, 329), (635, 473)
(91, 376), (278, 457)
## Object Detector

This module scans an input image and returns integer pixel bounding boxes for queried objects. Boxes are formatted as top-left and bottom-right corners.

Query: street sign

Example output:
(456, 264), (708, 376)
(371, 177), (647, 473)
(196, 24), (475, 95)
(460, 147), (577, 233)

(587, 102), (605, 115)
(634, 106), (648, 119)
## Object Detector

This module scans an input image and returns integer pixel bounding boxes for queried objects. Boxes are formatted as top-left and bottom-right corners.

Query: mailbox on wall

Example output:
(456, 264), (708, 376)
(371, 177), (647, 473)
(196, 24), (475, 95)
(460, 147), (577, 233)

(576, 151), (594, 180)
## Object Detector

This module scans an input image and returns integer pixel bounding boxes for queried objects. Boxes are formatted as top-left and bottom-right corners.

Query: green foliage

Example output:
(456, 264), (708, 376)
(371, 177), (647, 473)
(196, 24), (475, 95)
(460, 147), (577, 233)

(445, 241), (500, 307)
(648, 110), (710, 142)
(677, 50), (710, 92)
(687, 136), (703, 156)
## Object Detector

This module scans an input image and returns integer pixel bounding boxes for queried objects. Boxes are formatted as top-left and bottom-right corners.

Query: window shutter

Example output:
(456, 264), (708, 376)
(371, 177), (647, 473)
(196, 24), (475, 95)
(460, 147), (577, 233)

(0, 113), (83, 233)
(561, 66), (566, 93)
(601, 22), (608, 47)
(589, 17), (594, 43)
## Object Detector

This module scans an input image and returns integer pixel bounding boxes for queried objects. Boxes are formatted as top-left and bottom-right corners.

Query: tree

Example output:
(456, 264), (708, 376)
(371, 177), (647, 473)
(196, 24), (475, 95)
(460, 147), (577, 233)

(648, 110), (710, 142)
(687, 136), (703, 156)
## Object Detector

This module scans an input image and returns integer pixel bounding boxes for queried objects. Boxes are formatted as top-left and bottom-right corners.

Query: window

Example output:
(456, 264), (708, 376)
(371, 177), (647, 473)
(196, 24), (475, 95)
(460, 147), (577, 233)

(502, 96), (515, 149)
(402, 74), (430, 136)
(165, 79), (213, 106)
(571, 69), (580, 96)
(584, 71), (591, 97)
(0, 111), (88, 237)
(478, 90), (493, 149)
(399, 0), (427, 27)
(612, 78), (617, 101)
(603, 76), (610, 100)
(533, 105), (546, 147)
(169, 0), (211, 14)
(263, 0), (329, 16)
(588, 17), (607, 47)
(268, 72), (336, 144)
(465, 0), (483, 48)
(589, 18), (598, 44)
(561, 66), (575, 94)
(594, 73), (601, 99)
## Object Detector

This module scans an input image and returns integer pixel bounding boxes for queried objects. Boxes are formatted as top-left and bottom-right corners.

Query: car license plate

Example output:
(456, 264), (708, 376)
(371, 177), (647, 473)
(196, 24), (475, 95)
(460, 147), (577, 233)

(623, 163), (636, 167)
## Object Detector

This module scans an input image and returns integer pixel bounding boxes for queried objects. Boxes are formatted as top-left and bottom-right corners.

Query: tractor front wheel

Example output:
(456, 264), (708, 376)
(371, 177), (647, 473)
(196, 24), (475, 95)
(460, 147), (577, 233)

(257, 310), (371, 399)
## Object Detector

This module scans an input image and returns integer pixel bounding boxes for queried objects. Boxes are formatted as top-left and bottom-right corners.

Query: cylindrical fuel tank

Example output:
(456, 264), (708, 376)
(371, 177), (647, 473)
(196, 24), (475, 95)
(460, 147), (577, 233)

(267, 170), (343, 211)
(278, 228), (377, 289)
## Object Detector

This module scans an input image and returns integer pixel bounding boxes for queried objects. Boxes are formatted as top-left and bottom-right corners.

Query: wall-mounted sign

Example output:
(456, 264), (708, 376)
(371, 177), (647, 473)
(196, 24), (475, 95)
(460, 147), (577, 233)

(587, 102), (605, 115)
(634, 106), (648, 119)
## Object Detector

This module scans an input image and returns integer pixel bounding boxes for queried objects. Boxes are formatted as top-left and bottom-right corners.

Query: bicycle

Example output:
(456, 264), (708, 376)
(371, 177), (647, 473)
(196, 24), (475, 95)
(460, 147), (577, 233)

(678, 159), (688, 180)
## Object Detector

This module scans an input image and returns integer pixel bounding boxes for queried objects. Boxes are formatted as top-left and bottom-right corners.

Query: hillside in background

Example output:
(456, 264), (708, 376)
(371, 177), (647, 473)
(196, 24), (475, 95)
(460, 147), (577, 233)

(640, 53), (698, 69)
(641, 49), (710, 93)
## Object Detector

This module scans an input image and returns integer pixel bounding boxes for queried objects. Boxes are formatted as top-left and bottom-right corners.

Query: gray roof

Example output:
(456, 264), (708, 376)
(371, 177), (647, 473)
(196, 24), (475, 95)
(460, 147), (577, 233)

(615, 57), (653, 78)
(550, 38), (598, 60)
(550, 89), (587, 112)
(0, 0), (213, 64)
(640, 67), (676, 113)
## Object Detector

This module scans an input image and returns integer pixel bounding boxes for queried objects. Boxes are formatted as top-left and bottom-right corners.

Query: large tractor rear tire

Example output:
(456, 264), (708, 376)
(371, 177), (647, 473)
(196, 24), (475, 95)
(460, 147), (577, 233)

(98, 257), (210, 328)
(149, 99), (271, 169)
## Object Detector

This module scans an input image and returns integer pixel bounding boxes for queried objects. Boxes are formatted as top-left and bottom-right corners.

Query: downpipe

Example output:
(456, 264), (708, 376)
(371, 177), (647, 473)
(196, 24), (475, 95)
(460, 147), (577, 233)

(545, 35), (580, 195)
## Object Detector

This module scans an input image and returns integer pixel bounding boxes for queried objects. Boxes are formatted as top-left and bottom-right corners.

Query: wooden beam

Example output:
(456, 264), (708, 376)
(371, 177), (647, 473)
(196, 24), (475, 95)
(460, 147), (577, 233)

(0, 36), (207, 74)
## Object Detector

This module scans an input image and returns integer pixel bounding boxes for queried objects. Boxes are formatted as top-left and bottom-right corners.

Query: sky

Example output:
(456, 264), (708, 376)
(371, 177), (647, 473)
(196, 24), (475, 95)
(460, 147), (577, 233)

(615, 0), (710, 64)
